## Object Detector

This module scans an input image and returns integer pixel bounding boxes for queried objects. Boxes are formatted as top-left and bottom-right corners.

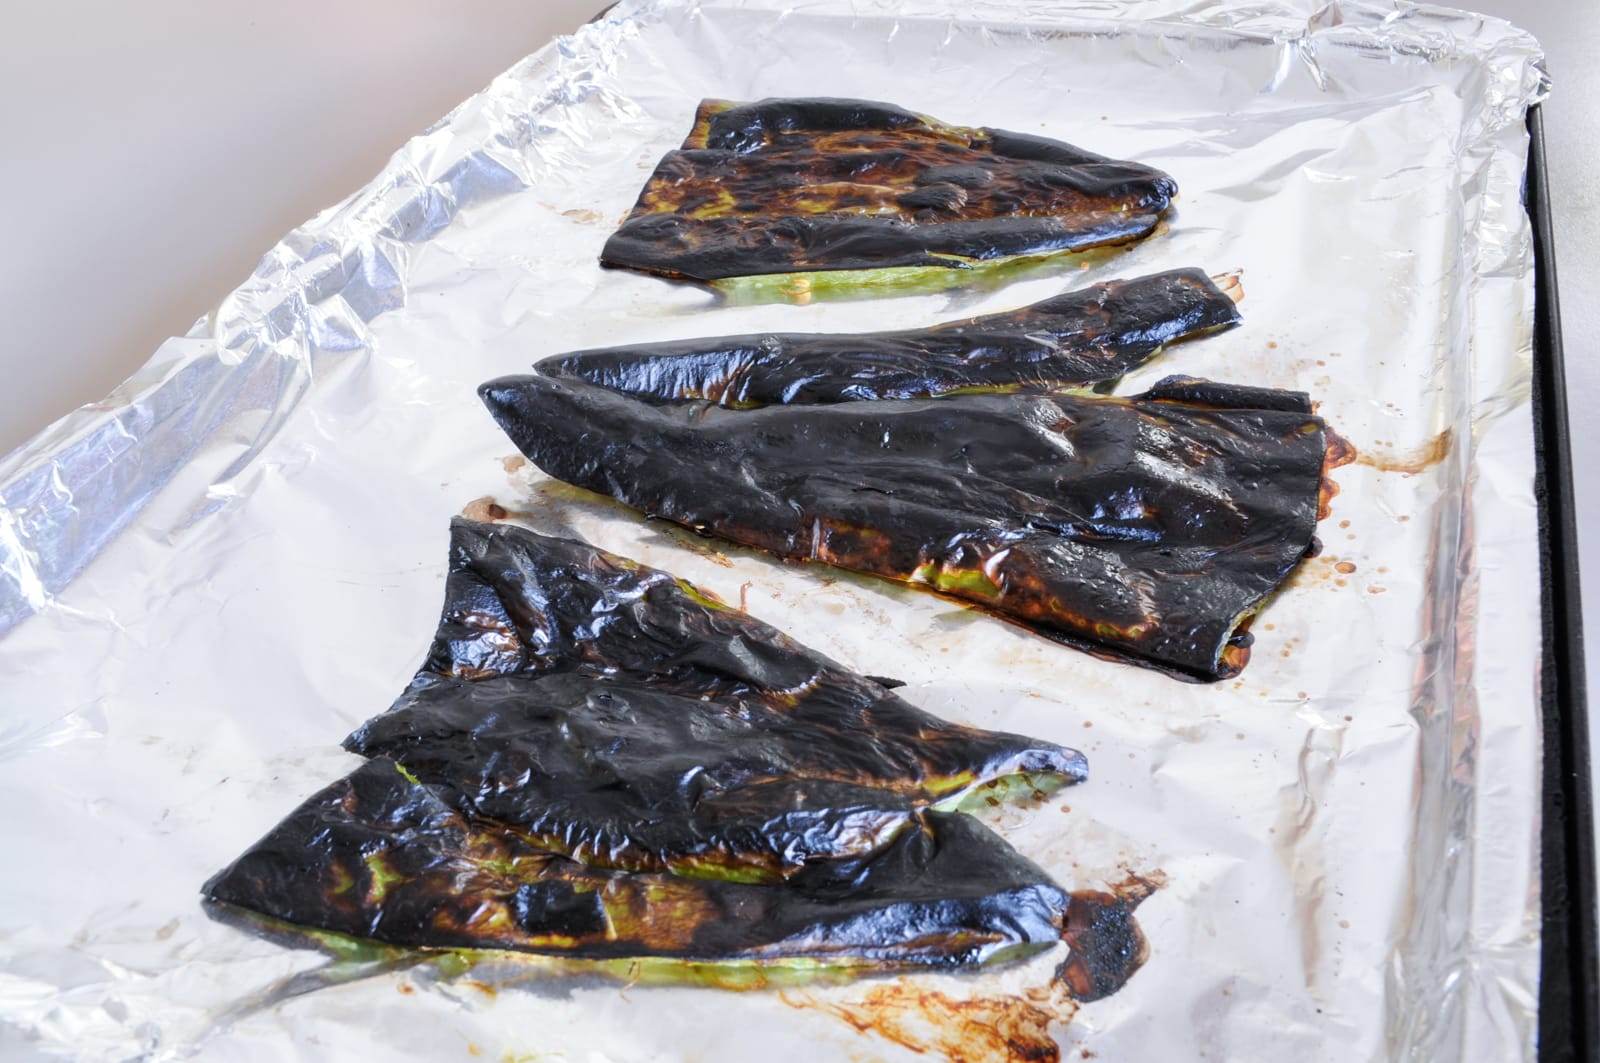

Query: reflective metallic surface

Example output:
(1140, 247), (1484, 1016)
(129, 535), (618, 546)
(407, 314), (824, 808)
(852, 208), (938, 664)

(0, 1), (1549, 1059)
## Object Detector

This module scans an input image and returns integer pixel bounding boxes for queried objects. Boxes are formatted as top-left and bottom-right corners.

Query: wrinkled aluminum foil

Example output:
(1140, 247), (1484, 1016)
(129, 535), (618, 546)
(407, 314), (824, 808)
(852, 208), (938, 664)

(0, 1), (1549, 1059)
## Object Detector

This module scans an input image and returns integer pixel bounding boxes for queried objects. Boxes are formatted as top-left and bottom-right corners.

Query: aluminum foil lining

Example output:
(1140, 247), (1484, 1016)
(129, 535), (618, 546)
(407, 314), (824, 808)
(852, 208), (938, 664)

(0, 1), (1548, 1059)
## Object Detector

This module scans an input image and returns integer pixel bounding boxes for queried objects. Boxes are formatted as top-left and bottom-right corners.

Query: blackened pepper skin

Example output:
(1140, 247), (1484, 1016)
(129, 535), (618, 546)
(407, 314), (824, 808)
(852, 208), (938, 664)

(602, 98), (1178, 284)
(539, 268), (1239, 406)
(346, 520), (1086, 882)
(479, 377), (1329, 681)
(205, 524), (1090, 970)
(203, 758), (1070, 968)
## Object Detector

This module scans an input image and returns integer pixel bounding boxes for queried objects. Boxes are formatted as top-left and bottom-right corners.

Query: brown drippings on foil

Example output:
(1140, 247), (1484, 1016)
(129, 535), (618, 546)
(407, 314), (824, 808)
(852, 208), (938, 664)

(1218, 621), (1253, 678)
(462, 496), (509, 522)
(1352, 429), (1452, 475)
(804, 984), (1064, 1062)
(1317, 428), (1356, 520)
(1056, 871), (1165, 1003)
(1318, 476), (1342, 519)
(501, 454), (529, 475)
(792, 872), (1164, 1062)
(561, 208), (606, 225)
(1285, 552), (1361, 592)
(1211, 270), (1245, 305)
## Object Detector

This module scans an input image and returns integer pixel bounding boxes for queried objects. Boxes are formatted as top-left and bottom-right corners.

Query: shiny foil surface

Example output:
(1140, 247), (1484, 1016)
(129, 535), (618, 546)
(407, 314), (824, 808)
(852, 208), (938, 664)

(0, 1), (1548, 1060)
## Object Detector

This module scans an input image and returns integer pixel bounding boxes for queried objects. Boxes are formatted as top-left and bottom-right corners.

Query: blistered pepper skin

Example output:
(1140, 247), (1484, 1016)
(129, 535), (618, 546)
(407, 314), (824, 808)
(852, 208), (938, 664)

(602, 97), (1178, 284)
(479, 377), (1328, 681)
(204, 759), (1070, 967)
(540, 268), (1240, 406)
(204, 524), (1089, 971)
(345, 520), (1086, 881)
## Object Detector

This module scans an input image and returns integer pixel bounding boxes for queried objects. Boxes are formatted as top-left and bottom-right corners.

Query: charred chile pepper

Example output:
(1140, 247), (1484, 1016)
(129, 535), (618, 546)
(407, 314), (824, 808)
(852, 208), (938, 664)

(346, 520), (1085, 881)
(603, 97), (1178, 290)
(541, 268), (1239, 405)
(480, 378), (1328, 681)
(205, 522), (1086, 970)
(205, 758), (1069, 968)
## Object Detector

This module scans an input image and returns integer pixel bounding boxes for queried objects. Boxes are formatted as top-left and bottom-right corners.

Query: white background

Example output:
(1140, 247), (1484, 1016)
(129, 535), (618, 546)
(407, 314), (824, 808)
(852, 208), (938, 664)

(0, 0), (610, 450)
(2, 0), (1593, 937)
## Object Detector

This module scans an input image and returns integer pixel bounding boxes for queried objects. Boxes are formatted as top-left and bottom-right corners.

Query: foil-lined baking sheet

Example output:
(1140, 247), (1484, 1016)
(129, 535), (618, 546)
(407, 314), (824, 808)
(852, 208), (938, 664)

(0, 1), (1549, 1059)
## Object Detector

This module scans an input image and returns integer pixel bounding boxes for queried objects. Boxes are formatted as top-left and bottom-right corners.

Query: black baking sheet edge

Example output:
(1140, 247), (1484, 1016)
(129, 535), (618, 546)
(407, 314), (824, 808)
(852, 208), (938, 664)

(1530, 103), (1599, 1063)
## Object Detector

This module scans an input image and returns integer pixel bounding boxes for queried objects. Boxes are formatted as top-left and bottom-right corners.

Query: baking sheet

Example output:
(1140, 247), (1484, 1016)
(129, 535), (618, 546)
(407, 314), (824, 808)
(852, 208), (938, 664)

(1527, 106), (1600, 1059)
(0, 1), (1550, 1059)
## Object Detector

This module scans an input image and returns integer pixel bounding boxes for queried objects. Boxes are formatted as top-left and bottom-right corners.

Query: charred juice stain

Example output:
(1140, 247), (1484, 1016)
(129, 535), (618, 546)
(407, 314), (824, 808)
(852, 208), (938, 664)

(1218, 622), (1254, 680)
(1285, 552), (1364, 592)
(1057, 872), (1164, 1003)
(462, 496), (509, 522)
(1324, 428), (1357, 469)
(795, 872), (1163, 1062)
(1317, 429), (1356, 520)
(1353, 429), (1452, 475)
(804, 983), (1064, 1062)
(1211, 271), (1245, 305)
(1317, 480), (1339, 520)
